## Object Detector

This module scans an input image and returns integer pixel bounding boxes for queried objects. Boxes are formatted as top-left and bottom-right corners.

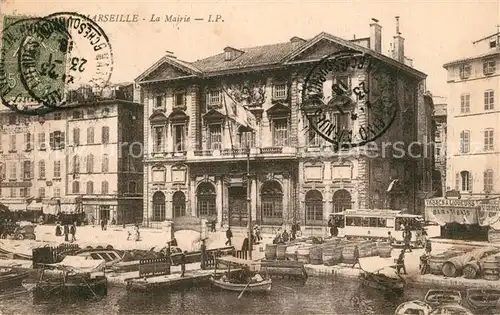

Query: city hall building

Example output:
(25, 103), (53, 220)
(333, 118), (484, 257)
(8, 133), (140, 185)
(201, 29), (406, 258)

(136, 18), (431, 231)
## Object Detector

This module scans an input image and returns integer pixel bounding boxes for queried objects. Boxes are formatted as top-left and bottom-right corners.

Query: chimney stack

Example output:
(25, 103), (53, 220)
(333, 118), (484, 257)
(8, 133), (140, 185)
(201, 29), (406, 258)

(290, 36), (306, 50)
(392, 16), (405, 63)
(369, 18), (382, 53)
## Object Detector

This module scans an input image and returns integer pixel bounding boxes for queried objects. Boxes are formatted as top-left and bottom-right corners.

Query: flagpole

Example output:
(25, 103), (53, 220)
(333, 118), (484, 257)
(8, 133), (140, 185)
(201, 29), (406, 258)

(221, 87), (236, 159)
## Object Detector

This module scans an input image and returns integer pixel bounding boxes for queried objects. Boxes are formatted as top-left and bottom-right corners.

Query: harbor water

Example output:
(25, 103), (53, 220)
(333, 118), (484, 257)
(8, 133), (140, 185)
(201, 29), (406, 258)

(0, 277), (492, 315)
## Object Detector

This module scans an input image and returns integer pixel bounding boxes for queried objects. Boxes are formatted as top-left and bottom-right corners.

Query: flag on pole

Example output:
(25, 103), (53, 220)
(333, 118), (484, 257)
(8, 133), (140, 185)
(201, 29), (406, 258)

(387, 179), (399, 192)
(221, 87), (257, 130)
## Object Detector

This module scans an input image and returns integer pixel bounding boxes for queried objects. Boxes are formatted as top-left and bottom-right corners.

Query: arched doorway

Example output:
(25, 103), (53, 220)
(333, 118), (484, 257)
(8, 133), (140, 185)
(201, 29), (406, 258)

(332, 189), (352, 213)
(172, 191), (186, 218)
(305, 190), (323, 225)
(152, 191), (166, 221)
(229, 186), (247, 227)
(197, 182), (216, 219)
(260, 181), (283, 225)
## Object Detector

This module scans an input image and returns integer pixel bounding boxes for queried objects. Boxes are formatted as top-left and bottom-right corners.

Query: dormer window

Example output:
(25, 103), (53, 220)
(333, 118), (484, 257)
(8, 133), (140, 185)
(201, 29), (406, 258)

(483, 60), (496, 75)
(207, 90), (221, 106)
(225, 51), (232, 61)
(155, 95), (164, 108)
(490, 38), (497, 49)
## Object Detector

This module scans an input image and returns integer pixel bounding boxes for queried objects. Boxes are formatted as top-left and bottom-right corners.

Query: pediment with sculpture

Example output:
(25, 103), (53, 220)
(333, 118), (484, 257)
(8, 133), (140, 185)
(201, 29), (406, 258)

(223, 80), (267, 108)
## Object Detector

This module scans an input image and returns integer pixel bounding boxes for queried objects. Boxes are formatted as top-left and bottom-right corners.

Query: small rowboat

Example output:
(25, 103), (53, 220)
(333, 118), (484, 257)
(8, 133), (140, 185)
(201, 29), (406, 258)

(210, 277), (272, 293)
(424, 289), (462, 306)
(359, 271), (404, 293)
(466, 288), (500, 309)
(429, 303), (473, 315)
(394, 300), (432, 315)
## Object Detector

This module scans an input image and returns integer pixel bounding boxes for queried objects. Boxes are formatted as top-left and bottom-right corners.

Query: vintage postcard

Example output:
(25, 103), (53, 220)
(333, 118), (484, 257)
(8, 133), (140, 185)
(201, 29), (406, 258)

(0, 0), (499, 314)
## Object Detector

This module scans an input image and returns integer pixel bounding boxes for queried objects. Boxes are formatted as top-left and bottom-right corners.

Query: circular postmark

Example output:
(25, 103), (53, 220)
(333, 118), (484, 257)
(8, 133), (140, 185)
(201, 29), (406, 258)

(301, 49), (397, 151)
(0, 15), (69, 115)
(17, 12), (114, 109)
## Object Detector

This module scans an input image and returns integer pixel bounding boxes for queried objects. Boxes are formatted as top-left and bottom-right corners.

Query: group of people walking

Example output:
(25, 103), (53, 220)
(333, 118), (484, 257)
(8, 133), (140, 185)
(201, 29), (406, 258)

(55, 222), (77, 242)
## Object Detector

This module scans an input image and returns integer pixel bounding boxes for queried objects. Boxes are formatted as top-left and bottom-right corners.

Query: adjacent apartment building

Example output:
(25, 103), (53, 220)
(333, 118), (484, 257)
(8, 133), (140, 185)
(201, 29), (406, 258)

(136, 18), (431, 230)
(0, 84), (144, 224)
(443, 31), (500, 199)
(432, 96), (447, 196)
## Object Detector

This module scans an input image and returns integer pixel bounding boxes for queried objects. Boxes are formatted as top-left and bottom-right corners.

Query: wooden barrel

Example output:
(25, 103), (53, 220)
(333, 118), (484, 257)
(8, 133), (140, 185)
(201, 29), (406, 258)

(285, 245), (298, 261)
(429, 254), (450, 275)
(342, 244), (357, 264)
(483, 257), (499, 281)
(297, 246), (312, 263)
(463, 260), (481, 279)
(377, 242), (392, 258)
(442, 256), (469, 278)
(265, 244), (277, 260)
(322, 246), (342, 266)
(276, 245), (287, 260)
(310, 246), (323, 265)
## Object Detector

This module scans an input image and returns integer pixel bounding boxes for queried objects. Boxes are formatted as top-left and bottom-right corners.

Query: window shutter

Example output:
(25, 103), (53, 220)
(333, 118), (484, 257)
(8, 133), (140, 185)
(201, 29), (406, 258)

(455, 173), (459, 190)
(484, 171), (488, 191)
(61, 132), (65, 148)
(468, 173), (473, 191)
(20, 162), (25, 180)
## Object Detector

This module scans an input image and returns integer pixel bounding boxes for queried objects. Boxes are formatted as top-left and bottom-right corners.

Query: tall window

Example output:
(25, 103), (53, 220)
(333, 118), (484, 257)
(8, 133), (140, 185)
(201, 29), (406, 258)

(209, 124), (222, 150)
(72, 181), (80, 193)
(38, 160), (45, 179)
(9, 135), (16, 151)
(174, 92), (185, 108)
(38, 187), (45, 198)
(153, 126), (165, 152)
(260, 181), (283, 223)
(86, 154), (94, 173)
(22, 161), (31, 180)
(25, 133), (32, 150)
(332, 189), (352, 213)
(73, 128), (80, 145)
(333, 112), (351, 133)
(9, 163), (16, 180)
(54, 161), (61, 178)
(50, 131), (65, 149)
(459, 171), (472, 191)
(272, 119), (288, 147)
(102, 154), (109, 172)
(459, 64), (471, 79)
(460, 130), (470, 153)
(484, 169), (494, 192)
(305, 190), (323, 224)
(483, 60), (496, 75)
(54, 187), (61, 197)
(155, 95), (164, 108)
(101, 181), (109, 194)
(38, 132), (45, 149)
(173, 124), (185, 152)
(460, 94), (470, 113)
(152, 191), (166, 221)
(173, 191), (186, 218)
(86, 181), (94, 194)
(484, 129), (494, 151)
(197, 183), (216, 217)
(102, 126), (109, 144)
(87, 127), (94, 144)
(273, 83), (287, 99)
(128, 181), (137, 193)
(484, 90), (495, 110)
(306, 115), (321, 147)
(73, 155), (80, 174)
(239, 129), (254, 148)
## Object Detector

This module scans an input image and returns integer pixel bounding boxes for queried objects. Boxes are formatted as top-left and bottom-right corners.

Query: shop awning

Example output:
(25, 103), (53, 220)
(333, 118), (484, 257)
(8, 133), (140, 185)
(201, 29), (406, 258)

(479, 201), (500, 229)
(424, 198), (482, 226)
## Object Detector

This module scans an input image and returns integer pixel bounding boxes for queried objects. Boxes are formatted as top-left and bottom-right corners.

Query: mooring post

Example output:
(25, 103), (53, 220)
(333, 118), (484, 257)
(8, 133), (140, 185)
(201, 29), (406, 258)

(200, 239), (207, 270)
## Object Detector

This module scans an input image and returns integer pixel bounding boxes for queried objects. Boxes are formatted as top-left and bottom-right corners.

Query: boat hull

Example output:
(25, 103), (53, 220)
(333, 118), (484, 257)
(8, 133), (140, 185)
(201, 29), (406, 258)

(33, 276), (108, 300)
(394, 300), (432, 315)
(430, 304), (473, 315)
(0, 270), (29, 291)
(466, 289), (500, 309)
(424, 289), (462, 306)
(359, 273), (404, 293)
(210, 277), (272, 293)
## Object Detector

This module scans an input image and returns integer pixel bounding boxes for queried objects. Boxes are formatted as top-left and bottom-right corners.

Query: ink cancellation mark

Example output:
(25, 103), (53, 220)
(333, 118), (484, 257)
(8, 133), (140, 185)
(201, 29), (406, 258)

(0, 16), (69, 115)
(18, 12), (114, 110)
(301, 49), (397, 151)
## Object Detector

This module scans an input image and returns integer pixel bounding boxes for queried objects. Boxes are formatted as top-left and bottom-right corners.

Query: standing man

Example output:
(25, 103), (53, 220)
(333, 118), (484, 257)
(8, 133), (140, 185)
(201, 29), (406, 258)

(180, 251), (187, 277)
(351, 245), (360, 269)
(403, 226), (413, 253)
(225, 227), (233, 246)
(396, 249), (407, 275)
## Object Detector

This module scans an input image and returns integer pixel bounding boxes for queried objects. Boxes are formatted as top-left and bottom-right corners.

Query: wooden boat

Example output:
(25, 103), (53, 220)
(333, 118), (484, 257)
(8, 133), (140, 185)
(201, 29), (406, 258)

(359, 271), (404, 293)
(211, 255), (272, 294)
(0, 268), (29, 291)
(424, 289), (462, 306)
(466, 288), (500, 309)
(74, 248), (124, 267)
(429, 303), (473, 315)
(34, 256), (108, 300)
(394, 300), (432, 315)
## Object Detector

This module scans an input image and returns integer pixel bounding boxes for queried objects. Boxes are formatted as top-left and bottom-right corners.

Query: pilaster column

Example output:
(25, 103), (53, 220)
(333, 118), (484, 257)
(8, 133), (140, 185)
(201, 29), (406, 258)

(216, 176), (223, 224)
(166, 191), (173, 220)
(290, 73), (299, 147)
(190, 85), (200, 151)
(190, 177), (197, 216)
(355, 70), (370, 209)
(251, 176), (257, 221)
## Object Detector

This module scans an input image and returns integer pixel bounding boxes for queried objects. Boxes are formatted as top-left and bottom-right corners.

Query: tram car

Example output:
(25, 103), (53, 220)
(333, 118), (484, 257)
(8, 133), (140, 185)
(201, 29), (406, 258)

(329, 209), (426, 247)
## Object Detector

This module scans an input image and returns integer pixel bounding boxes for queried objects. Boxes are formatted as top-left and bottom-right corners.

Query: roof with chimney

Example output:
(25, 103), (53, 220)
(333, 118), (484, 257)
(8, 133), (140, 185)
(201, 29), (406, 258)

(443, 50), (500, 68)
(136, 30), (426, 83)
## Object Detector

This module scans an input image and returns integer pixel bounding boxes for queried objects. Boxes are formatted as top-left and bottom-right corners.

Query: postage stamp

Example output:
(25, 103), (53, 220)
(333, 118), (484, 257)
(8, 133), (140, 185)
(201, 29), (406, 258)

(0, 12), (114, 114)
(301, 49), (398, 151)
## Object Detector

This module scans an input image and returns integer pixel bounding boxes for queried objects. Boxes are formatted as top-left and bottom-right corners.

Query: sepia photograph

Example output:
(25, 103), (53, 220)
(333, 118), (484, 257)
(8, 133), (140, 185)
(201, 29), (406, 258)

(0, 0), (499, 314)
